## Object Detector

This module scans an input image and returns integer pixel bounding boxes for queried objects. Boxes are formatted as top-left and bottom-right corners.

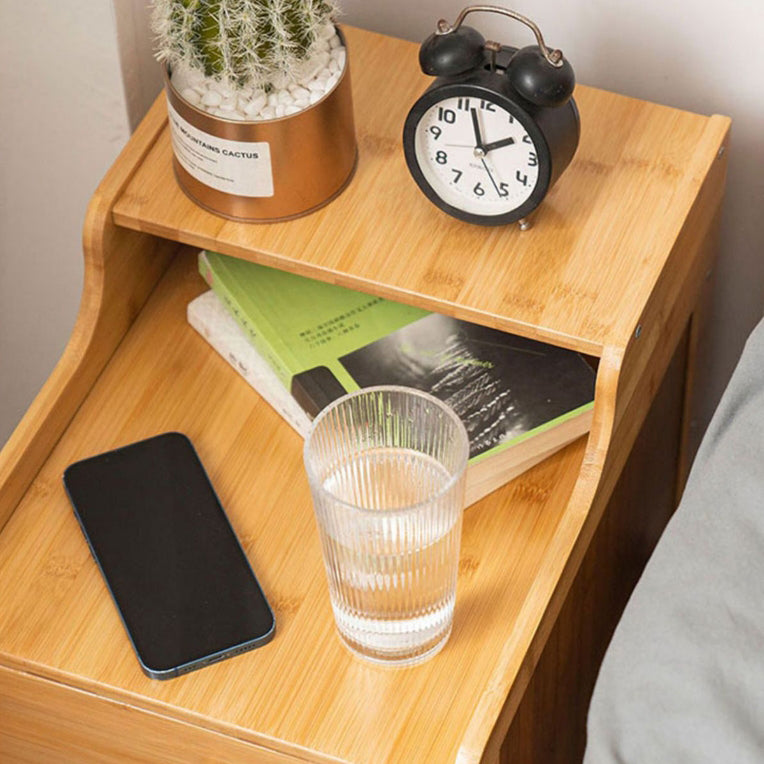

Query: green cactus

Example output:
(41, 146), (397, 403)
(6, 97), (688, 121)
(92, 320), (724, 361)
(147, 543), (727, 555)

(152, 0), (339, 89)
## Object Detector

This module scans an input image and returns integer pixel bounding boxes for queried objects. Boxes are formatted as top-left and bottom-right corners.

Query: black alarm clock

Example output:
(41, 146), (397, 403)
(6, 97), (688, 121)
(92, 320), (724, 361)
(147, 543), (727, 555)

(402, 5), (580, 228)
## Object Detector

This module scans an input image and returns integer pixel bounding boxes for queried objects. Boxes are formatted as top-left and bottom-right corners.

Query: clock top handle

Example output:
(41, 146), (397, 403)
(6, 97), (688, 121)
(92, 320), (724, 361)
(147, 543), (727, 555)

(437, 4), (564, 68)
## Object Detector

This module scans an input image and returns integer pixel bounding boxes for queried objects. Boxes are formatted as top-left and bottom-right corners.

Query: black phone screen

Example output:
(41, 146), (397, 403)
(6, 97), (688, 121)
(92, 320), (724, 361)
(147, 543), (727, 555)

(63, 432), (275, 679)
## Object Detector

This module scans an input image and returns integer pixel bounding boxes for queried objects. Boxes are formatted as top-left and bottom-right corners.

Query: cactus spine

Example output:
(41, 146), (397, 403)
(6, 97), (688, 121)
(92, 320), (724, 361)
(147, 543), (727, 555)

(152, 0), (339, 90)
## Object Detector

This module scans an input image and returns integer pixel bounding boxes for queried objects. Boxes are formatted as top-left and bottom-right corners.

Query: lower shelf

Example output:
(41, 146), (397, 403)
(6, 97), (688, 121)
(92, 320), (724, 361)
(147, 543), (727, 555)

(0, 247), (588, 762)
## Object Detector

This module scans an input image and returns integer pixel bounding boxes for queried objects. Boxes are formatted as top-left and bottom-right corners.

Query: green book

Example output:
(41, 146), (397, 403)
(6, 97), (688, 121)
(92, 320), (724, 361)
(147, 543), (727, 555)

(198, 250), (596, 505)
(199, 250), (429, 392)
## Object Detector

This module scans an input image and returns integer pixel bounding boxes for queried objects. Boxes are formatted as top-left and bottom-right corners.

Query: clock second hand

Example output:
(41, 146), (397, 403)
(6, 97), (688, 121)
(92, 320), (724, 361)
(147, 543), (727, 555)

(480, 157), (504, 198)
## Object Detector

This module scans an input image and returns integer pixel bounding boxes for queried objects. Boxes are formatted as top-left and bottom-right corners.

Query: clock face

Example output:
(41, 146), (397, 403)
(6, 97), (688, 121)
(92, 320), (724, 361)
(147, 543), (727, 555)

(413, 95), (541, 218)
(403, 85), (555, 224)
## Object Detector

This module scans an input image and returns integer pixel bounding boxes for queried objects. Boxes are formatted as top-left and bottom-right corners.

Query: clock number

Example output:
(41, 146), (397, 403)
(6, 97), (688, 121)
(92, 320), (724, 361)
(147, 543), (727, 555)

(451, 169), (463, 183)
(515, 170), (529, 187)
(429, 125), (442, 140)
(473, 182), (485, 196)
(480, 100), (496, 112)
(528, 152), (538, 167)
(507, 114), (515, 124)
(457, 98), (471, 111)
(435, 150), (448, 165)
(438, 107), (456, 124)
(499, 182), (509, 197)
(522, 135), (532, 144)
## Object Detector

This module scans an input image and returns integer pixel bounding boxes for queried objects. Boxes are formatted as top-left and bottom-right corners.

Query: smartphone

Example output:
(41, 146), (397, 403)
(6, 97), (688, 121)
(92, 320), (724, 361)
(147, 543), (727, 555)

(63, 432), (275, 679)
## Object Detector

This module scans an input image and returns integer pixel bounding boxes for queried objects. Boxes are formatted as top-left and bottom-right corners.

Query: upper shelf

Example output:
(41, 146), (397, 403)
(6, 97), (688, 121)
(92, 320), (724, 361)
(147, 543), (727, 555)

(112, 26), (729, 357)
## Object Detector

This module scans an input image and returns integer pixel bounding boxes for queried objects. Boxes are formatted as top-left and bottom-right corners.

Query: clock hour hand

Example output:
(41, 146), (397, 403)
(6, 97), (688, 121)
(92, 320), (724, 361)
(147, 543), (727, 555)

(482, 136), (516, 153)
(470, 108), (485, 151)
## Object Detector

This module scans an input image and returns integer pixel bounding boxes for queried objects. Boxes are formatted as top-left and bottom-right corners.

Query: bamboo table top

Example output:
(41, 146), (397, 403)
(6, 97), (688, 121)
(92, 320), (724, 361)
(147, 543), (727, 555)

(0, 250), (586, 762)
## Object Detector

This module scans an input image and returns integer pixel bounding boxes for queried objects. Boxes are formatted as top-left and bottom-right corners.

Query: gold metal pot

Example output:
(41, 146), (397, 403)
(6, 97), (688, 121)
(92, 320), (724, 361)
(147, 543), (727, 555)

(164, 32), (357, 222)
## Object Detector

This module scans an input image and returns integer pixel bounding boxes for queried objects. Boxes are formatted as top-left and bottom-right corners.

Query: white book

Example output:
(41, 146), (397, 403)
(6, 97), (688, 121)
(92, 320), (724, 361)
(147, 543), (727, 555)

(187, 290), (312, 437)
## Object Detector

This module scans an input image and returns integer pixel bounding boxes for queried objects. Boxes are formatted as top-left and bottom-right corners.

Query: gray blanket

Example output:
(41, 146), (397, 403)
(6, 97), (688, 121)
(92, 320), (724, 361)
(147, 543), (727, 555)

(585, 316), (764, 763)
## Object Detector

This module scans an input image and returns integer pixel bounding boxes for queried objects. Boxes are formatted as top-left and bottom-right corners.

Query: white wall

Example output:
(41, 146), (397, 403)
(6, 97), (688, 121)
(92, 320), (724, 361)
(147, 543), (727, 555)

(0, 1), (162, 447)
(0, 2), (126, 445)
(1, 0), (761, 451)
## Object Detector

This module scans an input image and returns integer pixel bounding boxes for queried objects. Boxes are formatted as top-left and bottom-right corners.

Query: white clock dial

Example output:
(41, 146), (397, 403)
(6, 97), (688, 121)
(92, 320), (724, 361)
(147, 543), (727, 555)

(414, 96), (540, 216)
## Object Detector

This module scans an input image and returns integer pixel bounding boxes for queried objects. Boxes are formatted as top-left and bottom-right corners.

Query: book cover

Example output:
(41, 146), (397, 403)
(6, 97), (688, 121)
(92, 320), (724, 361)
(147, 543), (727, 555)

(187, 290), (312, 436)
(199, 250), (429, 391)
(191, 253), (597, 505)
(333, 312), (595, 464)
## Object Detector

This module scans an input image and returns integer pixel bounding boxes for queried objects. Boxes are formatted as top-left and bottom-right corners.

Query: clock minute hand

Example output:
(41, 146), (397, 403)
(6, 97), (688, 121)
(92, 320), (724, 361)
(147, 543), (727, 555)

(482, 136), (516, 153)
(470, 108), (485, 150)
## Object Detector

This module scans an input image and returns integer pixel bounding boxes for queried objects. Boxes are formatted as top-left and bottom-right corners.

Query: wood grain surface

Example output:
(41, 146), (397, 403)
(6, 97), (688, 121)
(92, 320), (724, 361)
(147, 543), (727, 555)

(0, 250), (586, 762)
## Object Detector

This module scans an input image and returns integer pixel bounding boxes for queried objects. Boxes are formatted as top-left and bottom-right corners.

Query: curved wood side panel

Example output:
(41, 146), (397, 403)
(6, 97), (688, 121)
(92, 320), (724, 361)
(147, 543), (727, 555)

(462, 120), (730, 762)
(608, 119), (730, 463)
(455, 344), (621, 763)
(0, 98), (178, 529)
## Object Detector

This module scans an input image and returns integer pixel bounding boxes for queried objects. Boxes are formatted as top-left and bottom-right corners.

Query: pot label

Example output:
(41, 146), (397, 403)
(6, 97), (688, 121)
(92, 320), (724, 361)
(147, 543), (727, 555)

(167, 100), (274, 197)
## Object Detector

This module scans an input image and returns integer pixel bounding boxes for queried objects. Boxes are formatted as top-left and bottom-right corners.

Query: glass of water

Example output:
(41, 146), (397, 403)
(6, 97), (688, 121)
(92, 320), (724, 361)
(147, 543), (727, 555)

(304, 385), (469, 666)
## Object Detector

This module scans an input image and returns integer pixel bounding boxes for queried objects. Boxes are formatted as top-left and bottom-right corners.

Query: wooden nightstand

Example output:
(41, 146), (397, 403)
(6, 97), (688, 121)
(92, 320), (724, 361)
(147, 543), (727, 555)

(0, 26), (729, 763)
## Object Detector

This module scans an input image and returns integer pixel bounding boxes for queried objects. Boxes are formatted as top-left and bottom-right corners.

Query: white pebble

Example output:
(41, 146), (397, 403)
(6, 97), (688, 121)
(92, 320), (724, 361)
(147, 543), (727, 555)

(201, 90), (223, 107)
(210, 81), (233, 99)
(244, 94), (267, 116)
(187, 66), (205, 85)
(318, 22), (335, 40)
(173, 53), (351, 122)
(171, 63), (203, 92)
(180, 88), (201, 106)
(332, 49), (346, 70)
(270, 71), (291, 91)
(299, 51), (330, 83)
(171, 71), (190, 93)
(329, 33), (341, 49)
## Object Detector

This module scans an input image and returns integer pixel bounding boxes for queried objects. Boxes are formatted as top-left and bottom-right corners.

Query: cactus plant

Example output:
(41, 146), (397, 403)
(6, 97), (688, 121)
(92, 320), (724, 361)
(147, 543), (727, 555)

(152, 0), (340, 91)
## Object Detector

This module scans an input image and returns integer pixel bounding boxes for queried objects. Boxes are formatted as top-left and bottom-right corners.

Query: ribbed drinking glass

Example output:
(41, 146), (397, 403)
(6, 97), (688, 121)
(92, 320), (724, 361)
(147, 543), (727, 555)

(304, 386), (469, 666)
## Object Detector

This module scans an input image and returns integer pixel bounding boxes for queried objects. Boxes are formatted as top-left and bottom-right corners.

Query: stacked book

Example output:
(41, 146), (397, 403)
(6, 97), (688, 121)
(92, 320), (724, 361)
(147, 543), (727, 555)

(189, 250), (596, 507)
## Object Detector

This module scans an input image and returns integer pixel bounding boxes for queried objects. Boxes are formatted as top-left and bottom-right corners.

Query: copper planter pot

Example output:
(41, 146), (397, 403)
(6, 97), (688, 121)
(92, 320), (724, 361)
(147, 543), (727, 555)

(164, 33), (357, 222)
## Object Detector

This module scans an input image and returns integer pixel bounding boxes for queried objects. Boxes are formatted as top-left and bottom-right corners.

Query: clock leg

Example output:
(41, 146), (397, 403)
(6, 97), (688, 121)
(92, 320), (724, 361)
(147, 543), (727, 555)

(518, 217), (532, 231)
